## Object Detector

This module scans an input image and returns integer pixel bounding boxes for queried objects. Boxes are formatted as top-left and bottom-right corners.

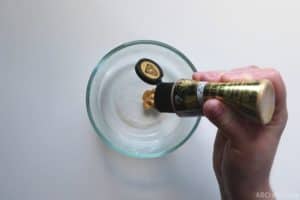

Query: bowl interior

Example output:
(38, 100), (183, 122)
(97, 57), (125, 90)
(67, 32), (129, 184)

(86, 40), (200, 158)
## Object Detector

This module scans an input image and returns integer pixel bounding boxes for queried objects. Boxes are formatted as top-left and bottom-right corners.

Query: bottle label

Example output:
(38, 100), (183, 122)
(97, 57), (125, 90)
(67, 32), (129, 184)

(172, 80), (206, 117)
(196, 82), (207, 106)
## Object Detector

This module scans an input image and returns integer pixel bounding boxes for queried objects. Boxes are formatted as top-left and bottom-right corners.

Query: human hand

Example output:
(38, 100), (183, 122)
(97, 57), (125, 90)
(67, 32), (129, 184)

(193, 67), (288, 200)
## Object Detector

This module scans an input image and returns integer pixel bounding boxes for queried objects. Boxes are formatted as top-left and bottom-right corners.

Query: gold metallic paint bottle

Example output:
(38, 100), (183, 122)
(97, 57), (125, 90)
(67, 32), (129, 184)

(150, 79), (275, 125)
(136, 58), (275, 125)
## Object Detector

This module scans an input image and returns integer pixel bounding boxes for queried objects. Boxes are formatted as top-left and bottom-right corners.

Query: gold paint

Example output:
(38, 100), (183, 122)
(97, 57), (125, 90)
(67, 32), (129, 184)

(142, 89), (155, 110)
(141, 61), (160, 80)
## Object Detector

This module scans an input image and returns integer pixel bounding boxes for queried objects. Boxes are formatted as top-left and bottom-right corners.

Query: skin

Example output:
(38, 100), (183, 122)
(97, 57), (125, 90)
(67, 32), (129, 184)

(193, 67), (288, 200)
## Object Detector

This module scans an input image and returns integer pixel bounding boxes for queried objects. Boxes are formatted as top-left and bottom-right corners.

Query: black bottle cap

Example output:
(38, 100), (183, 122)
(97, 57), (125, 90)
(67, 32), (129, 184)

(154, 82), (174, 112)
(135, 58), (163, 85)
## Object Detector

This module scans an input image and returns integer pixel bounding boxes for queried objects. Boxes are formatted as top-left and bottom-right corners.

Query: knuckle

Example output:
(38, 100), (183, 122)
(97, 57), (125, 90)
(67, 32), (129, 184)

(247, 65), (259, 69)
(266, 68), (282, 79)
(220, 73), (228, 82)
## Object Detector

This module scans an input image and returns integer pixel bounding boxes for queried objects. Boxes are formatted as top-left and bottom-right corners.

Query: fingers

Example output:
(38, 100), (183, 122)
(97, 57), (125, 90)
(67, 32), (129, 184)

(213, 130), (228, 179)
(255, 68), (286, 109)
(194, 67), (287, 124)
(203, 99), (248, 147)
(253, 68), (287, 126)
(192, 66), (259, 82)
(220, 68), (287, 119)
(192, 70), (224, 82)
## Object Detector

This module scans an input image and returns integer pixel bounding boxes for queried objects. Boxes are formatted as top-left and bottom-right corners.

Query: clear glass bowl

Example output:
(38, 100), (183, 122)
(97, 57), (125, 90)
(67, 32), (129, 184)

(86, 40), (200, 158)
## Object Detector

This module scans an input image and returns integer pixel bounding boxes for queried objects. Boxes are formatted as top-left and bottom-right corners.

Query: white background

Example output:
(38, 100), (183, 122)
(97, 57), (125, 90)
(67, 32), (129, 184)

(1, 0), (300, 199)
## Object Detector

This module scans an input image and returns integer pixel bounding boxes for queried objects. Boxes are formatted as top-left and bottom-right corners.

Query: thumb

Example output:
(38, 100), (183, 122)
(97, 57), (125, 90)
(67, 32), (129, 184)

(203, 99), (247, 145)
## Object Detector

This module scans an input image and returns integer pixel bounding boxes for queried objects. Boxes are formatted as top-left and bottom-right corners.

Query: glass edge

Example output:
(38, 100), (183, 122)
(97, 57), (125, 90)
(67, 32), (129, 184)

(86, 39), (200, 159)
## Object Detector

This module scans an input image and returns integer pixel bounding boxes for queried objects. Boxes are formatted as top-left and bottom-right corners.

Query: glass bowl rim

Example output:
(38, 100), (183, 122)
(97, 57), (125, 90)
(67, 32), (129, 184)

(86, 39), (200, 158)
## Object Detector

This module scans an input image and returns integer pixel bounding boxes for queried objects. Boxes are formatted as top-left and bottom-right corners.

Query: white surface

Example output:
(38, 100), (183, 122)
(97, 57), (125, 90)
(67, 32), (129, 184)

(1, 0), (299, 199)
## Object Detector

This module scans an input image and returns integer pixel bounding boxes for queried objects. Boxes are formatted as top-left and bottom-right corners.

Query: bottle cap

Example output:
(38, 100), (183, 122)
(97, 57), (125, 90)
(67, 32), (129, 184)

(154, 82), (174, 112)
(135, 58), (163, 85)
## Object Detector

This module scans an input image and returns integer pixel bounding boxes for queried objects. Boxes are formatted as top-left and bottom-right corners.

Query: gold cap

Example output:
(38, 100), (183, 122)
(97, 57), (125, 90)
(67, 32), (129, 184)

(256, 80), (275, 124)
